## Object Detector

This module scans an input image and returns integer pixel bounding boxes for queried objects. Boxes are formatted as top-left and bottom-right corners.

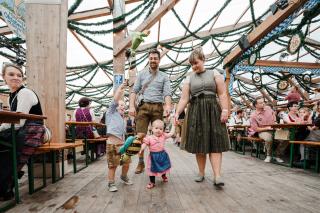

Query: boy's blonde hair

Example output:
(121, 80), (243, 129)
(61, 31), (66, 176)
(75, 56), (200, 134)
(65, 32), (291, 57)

(189, 48), (205, 65)
(152, 119), (164, 127)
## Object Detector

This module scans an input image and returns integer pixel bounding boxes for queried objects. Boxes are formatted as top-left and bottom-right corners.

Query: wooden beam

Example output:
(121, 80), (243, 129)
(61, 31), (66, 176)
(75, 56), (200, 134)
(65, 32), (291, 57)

(139, 21), (251, 51)
(223, 0), (308, 67)
(234, 88), (253, 109)
(107, 0), (113, 9)
(305, 37), (320, 50)
(0, 0), (142, 35)
(114, 0), (181, 56)
(252, 60), (320, 69)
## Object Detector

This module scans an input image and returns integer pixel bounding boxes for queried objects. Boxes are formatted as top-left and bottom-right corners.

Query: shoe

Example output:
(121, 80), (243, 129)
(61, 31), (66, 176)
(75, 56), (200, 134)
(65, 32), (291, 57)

(214, 176), (224, 187)
(67, 153), (74, 160)
(162, 175), (168, 183)
(275, 157), (284, 163)
(135, 162), (145, 174)
(194, 175), (205, 182)
(120, 176), (133, 185)
(18, 171), (25, 179)
(264, 156), (272, 163)
(146, 182), (155, 189)
(0, 190), (14, 201)
(108, 183), (118, 192)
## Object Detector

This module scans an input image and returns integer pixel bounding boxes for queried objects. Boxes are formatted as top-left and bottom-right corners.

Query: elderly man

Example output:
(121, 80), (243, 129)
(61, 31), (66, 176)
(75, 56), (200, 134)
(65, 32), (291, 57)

(129, 48), (172, 174)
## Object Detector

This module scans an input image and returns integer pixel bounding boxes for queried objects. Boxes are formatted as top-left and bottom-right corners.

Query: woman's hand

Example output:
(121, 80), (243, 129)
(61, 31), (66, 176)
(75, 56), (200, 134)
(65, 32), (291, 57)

(220, 109), (228, 123)
(174, 113), (180, 125)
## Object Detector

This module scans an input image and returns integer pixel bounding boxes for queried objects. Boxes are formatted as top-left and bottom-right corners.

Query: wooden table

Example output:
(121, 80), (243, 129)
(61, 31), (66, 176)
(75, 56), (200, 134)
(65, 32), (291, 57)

(0, 111), (46, 211)
(265, 123), (313, 167)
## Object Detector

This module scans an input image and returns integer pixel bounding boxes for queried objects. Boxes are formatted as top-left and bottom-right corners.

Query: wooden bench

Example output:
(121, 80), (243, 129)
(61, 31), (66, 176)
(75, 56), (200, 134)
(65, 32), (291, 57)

(28, 141), (84, 194)
(289, 141), (320, 172)
(241, 137), (265, 158)
(86, 138), (107, 161)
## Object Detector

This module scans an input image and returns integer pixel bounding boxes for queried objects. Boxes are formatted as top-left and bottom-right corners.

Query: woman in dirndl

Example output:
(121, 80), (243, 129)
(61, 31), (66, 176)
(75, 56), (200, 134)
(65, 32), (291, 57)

(0, 63), (45, 200)
(175, 48), (230, 188)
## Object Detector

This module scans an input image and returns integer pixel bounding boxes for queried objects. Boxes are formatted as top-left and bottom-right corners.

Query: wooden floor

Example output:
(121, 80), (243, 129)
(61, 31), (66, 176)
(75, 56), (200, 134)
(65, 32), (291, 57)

(6, 141), (320, 213)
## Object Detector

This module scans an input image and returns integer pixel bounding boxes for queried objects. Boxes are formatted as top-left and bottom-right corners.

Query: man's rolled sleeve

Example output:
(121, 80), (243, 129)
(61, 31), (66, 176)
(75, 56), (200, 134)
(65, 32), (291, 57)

(163, 75), (172, 97)
(132, 73), (142, 94)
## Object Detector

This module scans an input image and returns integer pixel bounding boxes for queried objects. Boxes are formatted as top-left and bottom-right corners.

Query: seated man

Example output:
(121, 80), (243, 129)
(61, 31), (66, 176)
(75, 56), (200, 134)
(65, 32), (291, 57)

(249, 97), (283, 163)
(229, 109), (249, 143)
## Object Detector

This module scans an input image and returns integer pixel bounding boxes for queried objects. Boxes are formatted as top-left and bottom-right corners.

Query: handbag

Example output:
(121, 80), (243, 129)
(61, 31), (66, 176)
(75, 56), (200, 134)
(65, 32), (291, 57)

(135, 74), (157, 109)
(274, 129), (290, 140)
(43, 125), (52, 143)
(80, 109), (100, 138)
(92, 127), (100, 139)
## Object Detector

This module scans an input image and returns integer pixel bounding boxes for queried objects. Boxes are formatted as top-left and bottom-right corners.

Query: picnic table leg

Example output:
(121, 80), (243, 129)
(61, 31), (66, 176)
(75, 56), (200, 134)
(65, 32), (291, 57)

(72, 147), (77, 173)
(11, 124), (20, 203)
(316, 148), (319, 173)
(42, 153), (47, 188)
(61, 149), (65, 178)
(28, 156), (34, 194)
(289, 143), (294, 168)
(303, 147), (307, 170)
(51, 151), (57, 183)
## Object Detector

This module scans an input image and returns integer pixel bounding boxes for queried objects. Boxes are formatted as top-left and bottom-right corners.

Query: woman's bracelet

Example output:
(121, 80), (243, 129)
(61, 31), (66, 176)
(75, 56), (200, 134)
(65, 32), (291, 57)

(222, 109), (228, 113)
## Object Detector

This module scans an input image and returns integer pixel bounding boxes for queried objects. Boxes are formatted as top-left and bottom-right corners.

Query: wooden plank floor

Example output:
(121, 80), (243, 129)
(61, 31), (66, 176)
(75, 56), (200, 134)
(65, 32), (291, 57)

(6, 141), (320, 213)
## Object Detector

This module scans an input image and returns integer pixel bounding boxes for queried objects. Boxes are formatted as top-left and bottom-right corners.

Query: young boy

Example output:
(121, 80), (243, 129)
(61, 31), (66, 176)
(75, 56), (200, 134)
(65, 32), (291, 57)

(106, 84), (133, 192)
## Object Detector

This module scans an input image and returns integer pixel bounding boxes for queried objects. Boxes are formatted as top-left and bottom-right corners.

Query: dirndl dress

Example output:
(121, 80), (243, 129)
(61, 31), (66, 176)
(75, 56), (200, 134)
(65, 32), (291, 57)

(184, 94), (230, 153)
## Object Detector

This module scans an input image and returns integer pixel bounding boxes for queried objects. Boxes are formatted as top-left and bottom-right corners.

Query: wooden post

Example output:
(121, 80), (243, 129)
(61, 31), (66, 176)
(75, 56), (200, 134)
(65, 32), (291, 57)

(25, 0), (67, 143)
(113, 0), (126, 92)
(225, 67), (231, 113)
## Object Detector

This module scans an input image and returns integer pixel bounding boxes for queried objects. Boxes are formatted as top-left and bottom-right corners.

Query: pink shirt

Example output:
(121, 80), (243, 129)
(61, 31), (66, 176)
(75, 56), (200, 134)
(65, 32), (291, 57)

(285, 92), (301, 103)
(249, 106), (275, 135)
(143, 133), (170, 152)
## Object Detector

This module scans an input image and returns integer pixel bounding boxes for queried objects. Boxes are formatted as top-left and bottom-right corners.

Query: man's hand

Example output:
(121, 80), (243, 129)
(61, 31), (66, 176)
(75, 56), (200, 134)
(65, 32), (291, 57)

(129, 106), (136, 117)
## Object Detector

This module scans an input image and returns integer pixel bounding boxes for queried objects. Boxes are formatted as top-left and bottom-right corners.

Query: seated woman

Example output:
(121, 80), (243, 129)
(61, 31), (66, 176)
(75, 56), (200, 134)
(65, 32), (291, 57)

(73, 97), (105, 156)
(0, 63), (45, 200)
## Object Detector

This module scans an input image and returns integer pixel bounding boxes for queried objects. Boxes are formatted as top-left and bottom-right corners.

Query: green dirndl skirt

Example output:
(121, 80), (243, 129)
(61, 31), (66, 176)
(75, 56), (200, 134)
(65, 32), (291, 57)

(184, 94), (230, 153)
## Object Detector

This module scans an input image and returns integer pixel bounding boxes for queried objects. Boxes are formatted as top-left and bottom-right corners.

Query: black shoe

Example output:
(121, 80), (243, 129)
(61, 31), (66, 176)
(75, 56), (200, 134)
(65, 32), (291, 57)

(0, 190), (14, 201)
(18, 171), (25, 179)
(67, 153), (74, 160)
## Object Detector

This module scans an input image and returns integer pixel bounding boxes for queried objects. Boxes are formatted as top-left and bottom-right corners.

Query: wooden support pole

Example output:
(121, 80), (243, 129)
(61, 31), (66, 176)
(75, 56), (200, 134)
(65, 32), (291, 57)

(225, 67), (231, 114)
(25, 0), (68, 143)
(113, 0), (126, 92)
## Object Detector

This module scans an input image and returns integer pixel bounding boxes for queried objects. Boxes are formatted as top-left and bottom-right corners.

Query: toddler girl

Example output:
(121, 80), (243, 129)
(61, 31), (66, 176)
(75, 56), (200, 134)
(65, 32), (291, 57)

(139, 119), (175, 189)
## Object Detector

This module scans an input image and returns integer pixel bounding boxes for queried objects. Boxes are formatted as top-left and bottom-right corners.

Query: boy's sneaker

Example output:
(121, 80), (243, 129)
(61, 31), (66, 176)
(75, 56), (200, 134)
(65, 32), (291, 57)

(275, 157), (284, 163)
(194, 175), (205, 182)
(108, 183), (118, 192)
(120, 176), (133, 185)
(264, 156), (272, 163)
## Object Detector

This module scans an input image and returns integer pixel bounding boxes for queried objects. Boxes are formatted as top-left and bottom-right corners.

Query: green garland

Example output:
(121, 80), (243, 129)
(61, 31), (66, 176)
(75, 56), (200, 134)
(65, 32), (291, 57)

(69, 0), (152, 26)
(68, 0), (83, 16)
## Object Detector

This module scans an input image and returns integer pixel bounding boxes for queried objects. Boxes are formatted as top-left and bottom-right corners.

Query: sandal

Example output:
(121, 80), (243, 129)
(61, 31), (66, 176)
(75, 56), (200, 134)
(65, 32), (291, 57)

(162, 176), (168, 182)
(146, 182), (155, 189)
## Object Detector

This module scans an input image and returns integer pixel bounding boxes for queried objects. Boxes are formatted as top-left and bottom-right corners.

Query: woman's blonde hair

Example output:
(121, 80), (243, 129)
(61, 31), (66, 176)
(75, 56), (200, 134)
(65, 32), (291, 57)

(189, 48), (205, 64)
(2, 63), (24, 77)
